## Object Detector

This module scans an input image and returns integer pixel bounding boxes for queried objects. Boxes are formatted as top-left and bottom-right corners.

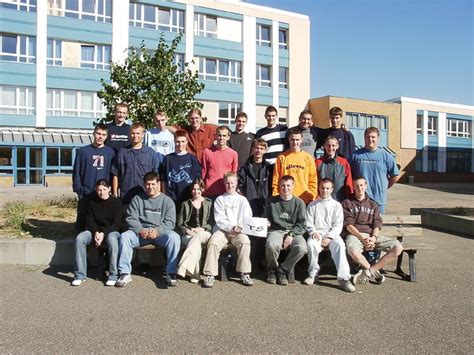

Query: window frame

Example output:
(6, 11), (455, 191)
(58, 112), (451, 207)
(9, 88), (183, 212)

(0, 0), (36, 12)
(446, 118), (471, 138)
(0, 85), (35, 115)
(129, 3), (184, 33)
(279, 66), (288, 89)
(80, 43), (111, 70)
(0, 33), (36, 63)
(198, 57), (242, 84)
(48, 0), (112, 23)
(46, 88), (106, 118)
(256, 64), (271, 87)
(278, 28), (288, 49)
(256, 24), (271, 47)
(194, 13), (217, 38)
(218, 102), (241, 126)
(47, 38), (62, 66)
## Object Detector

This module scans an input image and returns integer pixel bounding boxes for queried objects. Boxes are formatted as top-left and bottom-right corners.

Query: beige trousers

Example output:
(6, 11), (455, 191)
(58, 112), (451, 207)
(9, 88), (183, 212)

(203, 230), (252, 276)
(177, 231), (212, 278)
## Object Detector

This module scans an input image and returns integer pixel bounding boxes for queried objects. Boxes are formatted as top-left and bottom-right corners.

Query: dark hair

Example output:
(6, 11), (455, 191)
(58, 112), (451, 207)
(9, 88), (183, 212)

(253, 138), (268, 149)
(95, 179), (111, 188)
(143, 171), (160, 183)
(174, 129), (189, 140)
(279, 175), (294, 183)
(329, 106), (343, 116)
(299, 110), (312, 119)
(114, 103), (128, 111)
(235, 112), (248, 120)
(94, 123), (108, 132)
(189, 177), (205, 196)
(265, 105), (278, 116)
(287, 127), (302, 137)
(353, 176), (367, 183)
(217, 125), (231, 135)
(364, 127), (380, 136)
(319, 177), (334, 187)
(187, 108), (202, 118)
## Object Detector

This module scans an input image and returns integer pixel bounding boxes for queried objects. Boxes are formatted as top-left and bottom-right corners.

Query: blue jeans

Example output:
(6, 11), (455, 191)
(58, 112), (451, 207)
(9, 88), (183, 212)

(74, 230), (120, 281)
(118, 230), (181, 275)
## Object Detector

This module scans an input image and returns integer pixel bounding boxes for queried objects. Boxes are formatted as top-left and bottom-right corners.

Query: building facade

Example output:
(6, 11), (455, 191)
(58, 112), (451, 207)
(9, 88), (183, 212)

(0, 0), (310, 186)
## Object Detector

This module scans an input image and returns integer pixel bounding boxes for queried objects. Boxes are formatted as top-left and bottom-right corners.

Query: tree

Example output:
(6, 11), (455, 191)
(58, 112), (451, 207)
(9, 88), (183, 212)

(97, 33), (204, 128)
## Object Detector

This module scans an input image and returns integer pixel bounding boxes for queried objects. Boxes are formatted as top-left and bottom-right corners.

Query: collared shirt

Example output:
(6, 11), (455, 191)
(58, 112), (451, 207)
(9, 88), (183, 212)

(185, 124), (217, 164)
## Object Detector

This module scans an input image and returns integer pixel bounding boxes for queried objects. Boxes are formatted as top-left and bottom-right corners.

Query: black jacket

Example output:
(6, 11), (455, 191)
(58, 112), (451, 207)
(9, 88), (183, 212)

(237, 157), (274, 217)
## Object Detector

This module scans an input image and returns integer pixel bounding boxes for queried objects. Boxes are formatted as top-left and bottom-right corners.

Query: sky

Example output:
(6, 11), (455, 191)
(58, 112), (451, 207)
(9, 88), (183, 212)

(245, 0), (473, 105)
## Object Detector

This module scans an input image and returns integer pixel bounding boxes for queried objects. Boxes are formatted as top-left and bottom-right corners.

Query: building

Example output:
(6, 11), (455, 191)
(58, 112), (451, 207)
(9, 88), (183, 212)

(308, 95), (474, 182)
(0, 0), (310, 186)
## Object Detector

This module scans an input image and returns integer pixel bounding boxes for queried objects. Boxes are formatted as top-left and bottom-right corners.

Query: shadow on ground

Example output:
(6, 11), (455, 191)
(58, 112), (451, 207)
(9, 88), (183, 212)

(22, 219), (75, 240)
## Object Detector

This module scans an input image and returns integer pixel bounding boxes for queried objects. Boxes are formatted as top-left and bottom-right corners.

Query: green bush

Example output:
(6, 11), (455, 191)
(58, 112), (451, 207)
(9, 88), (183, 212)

(2, 201), (27, 231)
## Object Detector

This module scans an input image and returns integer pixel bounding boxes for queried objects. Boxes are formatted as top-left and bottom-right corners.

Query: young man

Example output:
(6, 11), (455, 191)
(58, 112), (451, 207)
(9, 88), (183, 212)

(105, 103), (131, 153)
(229, 112), (254, 167)
(287, 110), (323, 157)
(272, 127), (318, 205)
(161, 130), (201, 210)
(321, 106), (356, 161)
(341, 176), (403, 285)
(72, 124), (115, 230)
(305, 178), (355, 293)
(144, 109), (175, 155)
(111, 122), (162, 205)
(183, 108), (217, 164)
(201, 126), (238, 199)
(255, 106), (288, 165)
(264, 175), (307, 286)
(315, 135), (353, 202)
(116, 172), (181, 288)
(202, 172), (254, 288)
(351, 127), (400, 214)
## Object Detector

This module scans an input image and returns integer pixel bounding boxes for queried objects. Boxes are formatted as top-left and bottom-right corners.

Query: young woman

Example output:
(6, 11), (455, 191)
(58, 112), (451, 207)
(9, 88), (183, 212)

(71, 179), (122, 287)
(176, 178), (214, 283)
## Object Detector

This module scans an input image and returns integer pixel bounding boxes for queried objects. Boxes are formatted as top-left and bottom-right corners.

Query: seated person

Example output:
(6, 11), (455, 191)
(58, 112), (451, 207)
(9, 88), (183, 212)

(116, 172), (181, 288)
(177, 178), (214, 284)
(341, 176), (403, 285)
(264, 175), (307, 286)
(72, 179), (122, 287)
(305, 178), (355, 293)
(202, 172), (253, 288)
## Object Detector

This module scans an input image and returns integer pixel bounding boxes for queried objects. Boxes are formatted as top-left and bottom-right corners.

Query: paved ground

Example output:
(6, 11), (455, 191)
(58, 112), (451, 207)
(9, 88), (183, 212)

(1, 227), (473, 353)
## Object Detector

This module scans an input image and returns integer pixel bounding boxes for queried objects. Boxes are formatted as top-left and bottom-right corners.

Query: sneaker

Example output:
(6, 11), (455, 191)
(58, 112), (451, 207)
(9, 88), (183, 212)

(115, 273), (132, 287)
(105, 279), (116, 287)
(276, 268), (288, 286)
(71, 278), (85, 286)
(190, 278), (199, 284)
(369, 269), (386, 284)
(338, 279), (356, 293)
(167, 274), (178, 287)
(203, 275), (215, 288)
(353, 269), (369, 285)
(266, 270), (277, 284)
(303, 276), (315, 285)
(241, 273), (254, 286)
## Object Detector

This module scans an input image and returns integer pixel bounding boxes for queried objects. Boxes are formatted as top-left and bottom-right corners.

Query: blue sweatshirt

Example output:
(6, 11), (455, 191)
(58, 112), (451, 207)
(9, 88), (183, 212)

(105, 122), (131, 153)
(72, 144), (115, 198)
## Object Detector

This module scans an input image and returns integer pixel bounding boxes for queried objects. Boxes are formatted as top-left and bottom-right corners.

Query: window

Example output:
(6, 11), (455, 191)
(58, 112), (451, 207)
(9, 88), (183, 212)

(47, 38), (62, 66)
(256, 24), (271, 46)
(198, 57), (241, 83)
(346, 112), (388, 130)
(446, 118), (471, 138)
(427, 114), (437, 135)
(278, 28), (288, 49)
(416, 111), (422, 135)
(218, 102), (241, 126)
(47, 89), (105, 118)
(0, 147), (13, 175)
(80, 44), (111, 70)
(48, 0), (112, 23)
(129, 3), (184, 33)
(194, 13), (217, 38)
(174, 53), (184, 72)
(256, 64), (271, 87)
(0, 85), (35, 115)
(279, 67), (288, 89)
(46, 147), (73, 174)
(446, 150), (471, 173)
(1, 0), (36, 12)
(0, 33), (35, 63)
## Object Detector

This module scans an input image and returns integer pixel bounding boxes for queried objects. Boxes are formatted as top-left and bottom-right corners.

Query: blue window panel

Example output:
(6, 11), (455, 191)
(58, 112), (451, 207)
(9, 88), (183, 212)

(255, 86), (273, 106)
(416, 135), (424, 149)
(194, 6), (242, 21)
(0, 10), (36, 35)
(0, 115), (36, 126)
(194, 37), (243, 61)
(1, 62), (36, 85)
(129, 29), (186, 53)
(256, 46), (273, 65)
(48, 17), (112, 44)
(446, 136), (473, 148)
(46, 116), (95, 129)
(196, 81), (243, 102)
(47, 67), (106, 91)
(428, 135), (438, 146)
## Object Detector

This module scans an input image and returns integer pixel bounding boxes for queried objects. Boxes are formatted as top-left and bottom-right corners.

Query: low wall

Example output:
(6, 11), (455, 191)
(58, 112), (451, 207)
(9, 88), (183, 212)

(411, 208), (474, 238)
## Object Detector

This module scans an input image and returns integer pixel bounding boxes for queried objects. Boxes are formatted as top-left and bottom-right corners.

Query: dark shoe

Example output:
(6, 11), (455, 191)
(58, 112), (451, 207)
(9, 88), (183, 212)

(266, 270), (277, 284)
(167, 273), (178, 287)
(276, 268), (288, 286)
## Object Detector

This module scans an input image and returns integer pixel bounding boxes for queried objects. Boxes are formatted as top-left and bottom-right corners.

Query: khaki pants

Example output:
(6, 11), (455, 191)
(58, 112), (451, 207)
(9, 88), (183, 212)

(177, 231), (212, 278)
(203, 230), (252, 276)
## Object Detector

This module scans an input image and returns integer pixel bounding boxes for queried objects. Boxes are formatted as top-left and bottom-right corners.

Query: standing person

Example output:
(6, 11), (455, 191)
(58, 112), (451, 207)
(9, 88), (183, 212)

(304, 178), (355, 293)
(264, 175), (307, 286)
(144, 109), (175, 155)
(176, 178), (214, 283)
(73, 124), (115, 231)
(116, 172), (181, 288)
(201, 126), (238, 199)
(287, 110), (323, 157)
(237, 138), (274, 268)
(183, 108), (217, 164)
(322, 106), (356, 161)
(351, 127), (400, 214)
(111, 122), (162, 205)
(161, 129), (201, 212)
(342, 176), (403, 285)
(202, 172), (254, 288)
(255, 105), (288, 165)
(72, 179), (122, 287)
(272, 127), (318, 205)
(229, 112), (254, 167)
(316, 135), (354, 202)
(104, 103), (131, 154)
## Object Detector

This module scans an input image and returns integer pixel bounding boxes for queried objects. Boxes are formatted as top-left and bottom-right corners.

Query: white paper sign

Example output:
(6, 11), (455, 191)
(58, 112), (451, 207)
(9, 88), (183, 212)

(242, 217), (268, 237)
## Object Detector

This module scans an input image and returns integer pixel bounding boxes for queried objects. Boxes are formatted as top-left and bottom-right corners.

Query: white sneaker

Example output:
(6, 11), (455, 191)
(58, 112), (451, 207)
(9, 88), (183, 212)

(105, 279), (116, 287)
(115, 274), (132, 287)
(71, 279), (85, 286)
(338, 279), (356, 293)
(303, 276), (315, 285)
(190, 278), (199, 284)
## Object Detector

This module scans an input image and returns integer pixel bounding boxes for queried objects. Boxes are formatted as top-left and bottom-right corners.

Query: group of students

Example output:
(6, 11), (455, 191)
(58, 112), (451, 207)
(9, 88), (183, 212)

(71, 103), (402, 292)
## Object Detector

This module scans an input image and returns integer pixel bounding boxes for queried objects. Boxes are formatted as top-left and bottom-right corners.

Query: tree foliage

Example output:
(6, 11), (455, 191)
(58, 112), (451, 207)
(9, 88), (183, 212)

(97, 33), (204, 128)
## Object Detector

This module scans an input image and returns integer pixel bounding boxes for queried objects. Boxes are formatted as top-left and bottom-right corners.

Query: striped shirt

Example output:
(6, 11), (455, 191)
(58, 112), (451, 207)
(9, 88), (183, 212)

(255, 124), (288, 164)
